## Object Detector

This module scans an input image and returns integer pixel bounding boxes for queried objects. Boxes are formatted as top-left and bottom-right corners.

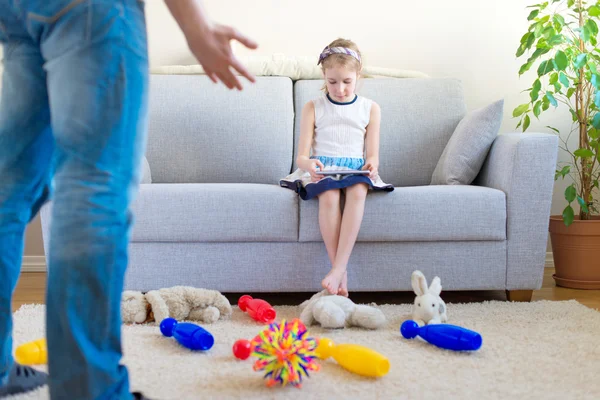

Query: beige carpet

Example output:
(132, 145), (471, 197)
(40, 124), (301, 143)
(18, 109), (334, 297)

(8, 300), (600, 400)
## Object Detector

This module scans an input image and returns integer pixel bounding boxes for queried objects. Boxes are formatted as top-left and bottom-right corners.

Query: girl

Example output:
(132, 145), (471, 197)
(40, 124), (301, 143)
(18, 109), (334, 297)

(280, 38), (393, 296)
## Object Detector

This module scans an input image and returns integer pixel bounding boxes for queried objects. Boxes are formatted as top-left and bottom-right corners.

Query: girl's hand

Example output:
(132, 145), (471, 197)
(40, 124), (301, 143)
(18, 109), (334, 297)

(308, 159), (325, 182)
(363, 160), (379, 180)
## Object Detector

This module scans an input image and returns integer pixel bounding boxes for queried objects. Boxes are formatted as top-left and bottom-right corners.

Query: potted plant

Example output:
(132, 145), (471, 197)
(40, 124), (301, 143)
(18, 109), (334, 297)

(514, 0), (600, 289)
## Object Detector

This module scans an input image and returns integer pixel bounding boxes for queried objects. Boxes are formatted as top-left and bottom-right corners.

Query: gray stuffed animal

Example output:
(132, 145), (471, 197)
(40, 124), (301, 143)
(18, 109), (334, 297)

(299, 290), (386, 329)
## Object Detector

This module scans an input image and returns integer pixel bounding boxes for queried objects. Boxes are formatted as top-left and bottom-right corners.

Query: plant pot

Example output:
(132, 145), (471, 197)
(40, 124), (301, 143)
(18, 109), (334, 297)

(549, 215), (600, 289)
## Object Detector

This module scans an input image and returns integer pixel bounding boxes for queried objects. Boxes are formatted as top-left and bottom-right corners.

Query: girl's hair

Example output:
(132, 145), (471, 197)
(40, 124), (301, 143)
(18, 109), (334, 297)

(318, 38), (362, 94)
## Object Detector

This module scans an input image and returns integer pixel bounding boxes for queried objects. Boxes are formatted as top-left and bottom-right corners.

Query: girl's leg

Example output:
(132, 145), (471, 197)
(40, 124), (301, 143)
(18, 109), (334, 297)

(318, 189), (342, 294)
(331, 183), (368, 296)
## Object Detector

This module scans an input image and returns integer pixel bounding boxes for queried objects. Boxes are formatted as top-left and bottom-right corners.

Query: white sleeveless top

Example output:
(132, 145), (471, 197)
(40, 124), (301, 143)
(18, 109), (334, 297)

(312, 94), (373, 159)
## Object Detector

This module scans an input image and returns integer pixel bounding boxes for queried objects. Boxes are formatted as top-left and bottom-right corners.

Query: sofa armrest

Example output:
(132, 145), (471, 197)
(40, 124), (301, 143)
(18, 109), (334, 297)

(141, 156), (152, 184)
(475, 133), (558, 290)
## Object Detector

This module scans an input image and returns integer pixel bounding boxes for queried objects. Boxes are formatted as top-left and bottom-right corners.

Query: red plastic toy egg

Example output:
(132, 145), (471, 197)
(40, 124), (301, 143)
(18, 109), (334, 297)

(233, 339), (252, 360)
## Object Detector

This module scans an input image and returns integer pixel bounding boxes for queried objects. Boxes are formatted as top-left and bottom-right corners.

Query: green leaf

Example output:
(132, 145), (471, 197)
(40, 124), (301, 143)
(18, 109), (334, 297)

(520, 32), (532, 44)
(549, 72), (558, 84)
(528, 9), (540, 20)
(590, 127), (600, 139)
(542, 26), (556, 39)
(553, 14), (565, 28)
(547, 35), (563, 46)
(574, 53), (588, 68)
(592, 74), (600, 89)
(594, 179), (599, 189)
(565, 185), (576, 203)
(574, 148), (595, 158)
(568, 0), (574, 7)
(571, 109), (579, 122)
(519, 61), (534, 75)
(562, 205), (575, 226)
(582, 26), (591, 42)
(538, 60), (554, 76)
(526, 32), (536, 49)
(559, 71), (569, 87)
(559, 165), (571, 177)
(593, 113), (600, 129)
(587, 19), (599, 36)
(546, 92), (558, 106)
(590, 5), (600, 17)
(577, 196), (589, 213)
(567, 87), (576, 98)
(533, 100), (542, 117)
(531, 79), (542, 102)
(523, 114), (531, 131)
(513, 103), (530, 117)
(546, 125), (560, 134)
(555, 51), (568, 70)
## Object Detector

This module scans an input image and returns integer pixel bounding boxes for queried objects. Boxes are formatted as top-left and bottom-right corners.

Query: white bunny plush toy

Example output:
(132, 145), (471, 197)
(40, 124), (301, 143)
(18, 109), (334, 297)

(411, 270), (448, 326)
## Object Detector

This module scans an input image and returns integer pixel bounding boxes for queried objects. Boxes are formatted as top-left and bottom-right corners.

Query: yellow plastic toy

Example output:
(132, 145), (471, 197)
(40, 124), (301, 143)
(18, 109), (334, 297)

(15, 338), (47, 365)
(316, 337), (389, 378)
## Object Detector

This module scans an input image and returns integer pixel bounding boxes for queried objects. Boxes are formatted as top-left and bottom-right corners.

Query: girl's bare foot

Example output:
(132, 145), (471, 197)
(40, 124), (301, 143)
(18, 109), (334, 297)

(338, 271), (349, 297)
(322, 267), (346, 295)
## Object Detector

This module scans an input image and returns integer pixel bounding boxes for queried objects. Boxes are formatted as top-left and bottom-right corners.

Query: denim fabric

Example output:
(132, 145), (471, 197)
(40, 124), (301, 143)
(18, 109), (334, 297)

(310, 155), (365, 170)
(0, 1), (148, 399)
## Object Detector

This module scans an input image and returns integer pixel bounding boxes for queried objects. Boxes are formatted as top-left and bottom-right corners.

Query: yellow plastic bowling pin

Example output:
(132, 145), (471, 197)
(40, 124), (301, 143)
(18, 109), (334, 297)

(316, 337), (389, 377)
(15, 338), (47, 365)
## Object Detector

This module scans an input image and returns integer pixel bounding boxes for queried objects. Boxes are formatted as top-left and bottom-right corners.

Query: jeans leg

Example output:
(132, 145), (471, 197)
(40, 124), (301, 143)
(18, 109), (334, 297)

(0, 29), (53, 384)
(35, 1), (149, 399)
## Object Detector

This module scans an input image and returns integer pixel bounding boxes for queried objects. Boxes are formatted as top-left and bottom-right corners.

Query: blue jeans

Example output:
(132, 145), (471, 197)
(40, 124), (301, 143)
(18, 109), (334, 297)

(0, 0), (148, 398)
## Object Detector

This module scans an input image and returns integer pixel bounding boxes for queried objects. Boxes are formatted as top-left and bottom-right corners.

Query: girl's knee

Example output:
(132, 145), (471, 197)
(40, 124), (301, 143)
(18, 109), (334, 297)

(346, 184), (368, 200)
(318, 189), (341, 207)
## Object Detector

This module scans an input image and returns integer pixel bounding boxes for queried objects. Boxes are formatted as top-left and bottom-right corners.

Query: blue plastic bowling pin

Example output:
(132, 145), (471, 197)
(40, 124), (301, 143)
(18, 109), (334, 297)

(160, 318), (214, 351)
(400, 320), (482, 351)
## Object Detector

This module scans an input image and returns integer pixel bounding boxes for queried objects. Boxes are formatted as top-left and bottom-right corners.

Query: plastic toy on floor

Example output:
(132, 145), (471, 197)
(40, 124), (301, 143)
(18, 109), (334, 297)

(15, 339), (47, 365)
(400, 320), (482, 351)
(232, 339), (253, 360)
(411, 270), (448, 326)
(316, 337), (390, 377)
(121, 286), (232, 325)
(299, 290), (386, 329)
(248, 319), (320, 388)
(238, 295), (276, 324)
(160, 317), (214, 351)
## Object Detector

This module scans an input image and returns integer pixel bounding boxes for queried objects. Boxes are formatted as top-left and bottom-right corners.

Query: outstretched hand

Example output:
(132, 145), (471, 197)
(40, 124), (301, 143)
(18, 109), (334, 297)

(187, 24), (258, 90)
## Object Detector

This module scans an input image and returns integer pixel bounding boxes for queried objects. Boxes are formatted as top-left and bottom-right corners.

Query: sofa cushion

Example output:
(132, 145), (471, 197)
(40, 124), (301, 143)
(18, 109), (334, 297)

(131, 184), (298, 242)
(431, 100), (504, 185)
(146, 75), (293, 184)
(293, 78), (467, 186)
(299, 185), (506, 242)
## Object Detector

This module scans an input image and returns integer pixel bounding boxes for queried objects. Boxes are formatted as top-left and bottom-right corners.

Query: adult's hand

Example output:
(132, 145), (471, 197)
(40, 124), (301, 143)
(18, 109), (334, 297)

(164, 0), (258, 90)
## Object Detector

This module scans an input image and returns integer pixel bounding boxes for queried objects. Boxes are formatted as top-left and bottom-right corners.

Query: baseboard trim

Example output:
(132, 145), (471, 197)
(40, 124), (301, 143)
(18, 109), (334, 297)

(21, 252), (556, 272)
(22, 256), (47, 272)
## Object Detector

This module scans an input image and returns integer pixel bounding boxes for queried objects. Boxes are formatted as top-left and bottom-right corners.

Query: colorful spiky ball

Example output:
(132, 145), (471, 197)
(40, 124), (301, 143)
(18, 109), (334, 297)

(250, 318), (320, 388)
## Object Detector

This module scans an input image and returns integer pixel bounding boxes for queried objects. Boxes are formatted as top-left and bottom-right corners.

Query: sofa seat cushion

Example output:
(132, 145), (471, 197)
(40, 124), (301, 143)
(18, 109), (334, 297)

(299, 185), (506, 242)
(131, 184), (298, 242)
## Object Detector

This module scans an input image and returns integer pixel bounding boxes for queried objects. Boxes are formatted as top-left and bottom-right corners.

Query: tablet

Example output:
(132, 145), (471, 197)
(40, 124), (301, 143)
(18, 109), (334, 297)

(315, 170), (370, 176)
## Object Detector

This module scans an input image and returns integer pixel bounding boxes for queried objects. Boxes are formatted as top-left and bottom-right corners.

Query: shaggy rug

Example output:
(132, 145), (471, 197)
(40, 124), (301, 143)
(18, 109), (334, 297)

(7, 300), (600, 400)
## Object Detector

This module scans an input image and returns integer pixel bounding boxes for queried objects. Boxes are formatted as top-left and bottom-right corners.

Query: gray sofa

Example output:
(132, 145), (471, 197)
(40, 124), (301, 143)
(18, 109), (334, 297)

(40, 75), (558, 299)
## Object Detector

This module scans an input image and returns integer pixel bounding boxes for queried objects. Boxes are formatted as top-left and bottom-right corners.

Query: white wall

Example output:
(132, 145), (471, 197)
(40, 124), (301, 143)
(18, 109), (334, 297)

(2, 0), (582, 256)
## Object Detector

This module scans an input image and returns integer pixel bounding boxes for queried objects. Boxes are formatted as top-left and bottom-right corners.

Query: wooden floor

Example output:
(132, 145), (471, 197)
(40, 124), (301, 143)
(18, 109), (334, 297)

(12, 268), (600, 312)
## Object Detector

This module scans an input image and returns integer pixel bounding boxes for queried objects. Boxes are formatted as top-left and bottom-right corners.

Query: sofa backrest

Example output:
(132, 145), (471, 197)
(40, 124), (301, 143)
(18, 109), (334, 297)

(293, 78), (467, 187)
(146, 75), (293, 184)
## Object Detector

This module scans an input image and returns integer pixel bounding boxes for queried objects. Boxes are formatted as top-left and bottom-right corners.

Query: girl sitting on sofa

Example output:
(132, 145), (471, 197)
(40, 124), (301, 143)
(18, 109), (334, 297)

(280, 38), (393, 296)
